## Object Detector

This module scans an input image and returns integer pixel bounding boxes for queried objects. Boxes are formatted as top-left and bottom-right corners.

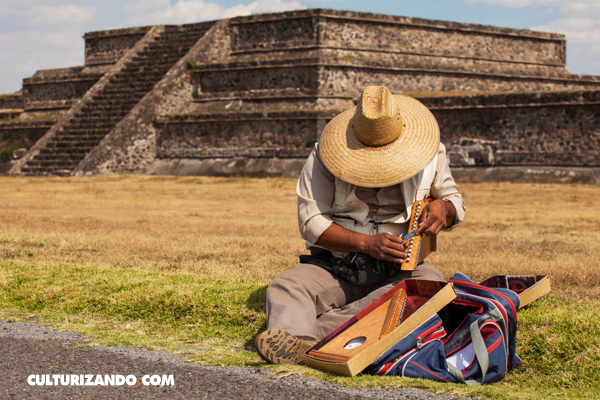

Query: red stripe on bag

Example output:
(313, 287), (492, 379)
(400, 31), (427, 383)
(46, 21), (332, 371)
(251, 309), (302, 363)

(449, 280), (518, 331)
(454, 289), (509, 335)
(487, 334), (504, 354)
(408, 361), (450, 382)
(419, 320), (443, 339)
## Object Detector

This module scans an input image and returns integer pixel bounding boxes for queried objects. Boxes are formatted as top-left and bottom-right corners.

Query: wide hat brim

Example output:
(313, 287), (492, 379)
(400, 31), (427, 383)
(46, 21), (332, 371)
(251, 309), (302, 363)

(319, 95), (440, 188)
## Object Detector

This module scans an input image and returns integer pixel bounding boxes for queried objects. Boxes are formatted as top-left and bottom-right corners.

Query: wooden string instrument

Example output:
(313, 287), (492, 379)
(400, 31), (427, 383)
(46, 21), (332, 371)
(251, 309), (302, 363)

(401, 197), (437, 271)
(479, 275), (551, 309)
(303, 279), (456, 376)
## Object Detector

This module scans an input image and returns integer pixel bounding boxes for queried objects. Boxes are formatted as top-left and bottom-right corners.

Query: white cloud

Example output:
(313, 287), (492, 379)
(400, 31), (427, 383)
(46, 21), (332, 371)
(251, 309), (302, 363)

(467, 0), (570, 7)
(0, 2), (94, 29)
(30, 5), (93, 25)
(0, 2), (92, 93)
(469, 0), (600, 74)
(223, 0), (305, 18)
(123, 0), (224, 25)
(123, 0), (304, 26)
(122, 0), (170, 15)
(533, 18), (600, 42)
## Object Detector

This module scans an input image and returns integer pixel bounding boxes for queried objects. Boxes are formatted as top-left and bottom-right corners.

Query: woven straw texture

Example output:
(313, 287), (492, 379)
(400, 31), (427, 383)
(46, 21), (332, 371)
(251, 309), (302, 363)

(320, 95), (440, 188)
(353, 86), (402, 146)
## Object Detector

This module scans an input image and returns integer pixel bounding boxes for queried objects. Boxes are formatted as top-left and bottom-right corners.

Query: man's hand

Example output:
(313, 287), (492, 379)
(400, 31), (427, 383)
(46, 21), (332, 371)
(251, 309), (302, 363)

(415, 200), (456, 236)
(316, 224), (406, 263)
(362, 233), (406, 263)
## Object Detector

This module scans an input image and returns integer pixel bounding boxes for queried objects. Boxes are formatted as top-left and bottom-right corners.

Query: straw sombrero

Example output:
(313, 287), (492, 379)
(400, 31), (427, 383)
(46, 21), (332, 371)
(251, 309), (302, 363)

(319, 86), (440, 188)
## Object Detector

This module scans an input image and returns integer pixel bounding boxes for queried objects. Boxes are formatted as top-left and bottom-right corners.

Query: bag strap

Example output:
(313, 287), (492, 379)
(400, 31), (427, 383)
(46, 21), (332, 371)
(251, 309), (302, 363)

(447, 315), (495, 385)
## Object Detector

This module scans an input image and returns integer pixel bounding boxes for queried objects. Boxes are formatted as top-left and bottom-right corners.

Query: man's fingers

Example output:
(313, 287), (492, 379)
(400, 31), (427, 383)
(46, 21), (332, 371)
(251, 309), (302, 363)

(433, 219), (445, 235)
(415, 222), (428, 236)
(424, 219), (444, 236)
(380, 237), (404, 261)
(416, 213), (436, 235)
(382, 249), (405, 261)
(383, 238), (404, 252)
(416, 207), (432, 235)
(382, 232), (403, 244)
(418, 207), (429, 224)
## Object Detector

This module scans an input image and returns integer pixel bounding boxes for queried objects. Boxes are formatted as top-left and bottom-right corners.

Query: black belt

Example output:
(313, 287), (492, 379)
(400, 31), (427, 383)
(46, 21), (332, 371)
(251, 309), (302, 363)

(309, 247), (400, 271)
(302, 247), (402, 286)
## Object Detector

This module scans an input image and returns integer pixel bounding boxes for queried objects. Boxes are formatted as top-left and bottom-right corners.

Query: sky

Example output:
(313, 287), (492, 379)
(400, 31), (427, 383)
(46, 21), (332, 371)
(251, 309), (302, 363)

(1, 0), (599, 94)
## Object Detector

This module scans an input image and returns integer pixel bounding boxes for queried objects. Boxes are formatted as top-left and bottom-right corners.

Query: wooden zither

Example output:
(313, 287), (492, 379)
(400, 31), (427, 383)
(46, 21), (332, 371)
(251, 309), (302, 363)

(401, 197), (437, 271)
(303, 279), (456, 376)
(479, 275), (551, 308)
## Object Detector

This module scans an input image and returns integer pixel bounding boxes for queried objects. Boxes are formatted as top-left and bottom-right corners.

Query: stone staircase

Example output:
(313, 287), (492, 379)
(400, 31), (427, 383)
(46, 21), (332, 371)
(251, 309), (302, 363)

(20, 23), (212, 176)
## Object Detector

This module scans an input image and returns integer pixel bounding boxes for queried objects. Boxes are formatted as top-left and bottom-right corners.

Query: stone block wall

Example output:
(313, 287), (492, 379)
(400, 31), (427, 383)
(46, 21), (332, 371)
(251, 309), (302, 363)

(230, 9), (566, 66)
(84, 27), (149, 66)
(193, 9), (599, 114)
(156, 110), (333, 160)
(197, 59), (600, 101)
(0, 93), (24, 110)
(418, 90), (600, 167)
(22, 65), (110, 111)
(0, 121), (54, 154)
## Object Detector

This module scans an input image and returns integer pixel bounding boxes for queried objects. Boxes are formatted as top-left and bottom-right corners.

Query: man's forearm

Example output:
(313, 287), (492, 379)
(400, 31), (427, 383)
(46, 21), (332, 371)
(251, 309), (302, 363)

(315, 223), (368, 253)
(315, 223), (406, 263)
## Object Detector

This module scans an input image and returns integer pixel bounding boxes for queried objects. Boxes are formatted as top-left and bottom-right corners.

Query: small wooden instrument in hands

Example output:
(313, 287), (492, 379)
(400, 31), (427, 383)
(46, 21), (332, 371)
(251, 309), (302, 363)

(401, 197), (437, 271)
(303, 279), (456, 377)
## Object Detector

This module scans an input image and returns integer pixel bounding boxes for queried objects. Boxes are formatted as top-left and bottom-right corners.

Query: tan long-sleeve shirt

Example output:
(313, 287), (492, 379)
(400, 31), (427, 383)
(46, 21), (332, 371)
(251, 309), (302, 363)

(297, 143), (466, 245)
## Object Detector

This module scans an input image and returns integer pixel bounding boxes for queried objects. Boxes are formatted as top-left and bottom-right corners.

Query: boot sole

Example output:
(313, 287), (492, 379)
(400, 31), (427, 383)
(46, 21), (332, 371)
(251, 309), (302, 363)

(255, 329), (304, 364)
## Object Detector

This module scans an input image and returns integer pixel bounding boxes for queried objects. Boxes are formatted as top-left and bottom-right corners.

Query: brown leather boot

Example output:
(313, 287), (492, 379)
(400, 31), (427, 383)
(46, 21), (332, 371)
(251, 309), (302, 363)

(255, 330), (318, 365)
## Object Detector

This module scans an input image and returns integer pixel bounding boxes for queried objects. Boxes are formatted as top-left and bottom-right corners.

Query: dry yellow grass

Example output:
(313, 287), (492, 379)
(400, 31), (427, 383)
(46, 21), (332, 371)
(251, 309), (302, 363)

(1, 175), (599, 300)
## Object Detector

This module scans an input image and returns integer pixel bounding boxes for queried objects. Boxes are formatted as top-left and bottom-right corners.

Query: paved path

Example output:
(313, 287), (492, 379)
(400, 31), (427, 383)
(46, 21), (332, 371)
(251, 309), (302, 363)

(0, 320), (474, 400)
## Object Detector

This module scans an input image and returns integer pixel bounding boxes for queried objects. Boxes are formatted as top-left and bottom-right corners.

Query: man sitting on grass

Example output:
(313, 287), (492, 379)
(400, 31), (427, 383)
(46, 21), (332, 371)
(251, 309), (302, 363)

(255, 86), (466, 364)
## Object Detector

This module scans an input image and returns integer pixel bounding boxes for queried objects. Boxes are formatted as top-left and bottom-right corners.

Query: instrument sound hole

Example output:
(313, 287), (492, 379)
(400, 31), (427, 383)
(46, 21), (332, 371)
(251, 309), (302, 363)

(344, 336), (367, 349)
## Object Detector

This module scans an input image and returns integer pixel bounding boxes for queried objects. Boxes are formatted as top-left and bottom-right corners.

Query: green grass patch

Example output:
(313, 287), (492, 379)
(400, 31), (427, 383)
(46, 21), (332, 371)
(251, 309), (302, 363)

(0, 260), (598, 399)
(0, 260), (267, 350)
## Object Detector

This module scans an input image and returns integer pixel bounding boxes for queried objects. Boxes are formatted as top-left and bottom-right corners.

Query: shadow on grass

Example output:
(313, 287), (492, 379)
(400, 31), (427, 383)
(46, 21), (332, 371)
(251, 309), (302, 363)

(245, 284), (268, 347)
(246, 284), (268, 312)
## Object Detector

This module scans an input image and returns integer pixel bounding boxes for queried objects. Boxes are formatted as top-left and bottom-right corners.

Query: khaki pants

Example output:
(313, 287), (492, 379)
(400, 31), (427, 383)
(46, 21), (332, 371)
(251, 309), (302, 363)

(265, 262), (444, 340)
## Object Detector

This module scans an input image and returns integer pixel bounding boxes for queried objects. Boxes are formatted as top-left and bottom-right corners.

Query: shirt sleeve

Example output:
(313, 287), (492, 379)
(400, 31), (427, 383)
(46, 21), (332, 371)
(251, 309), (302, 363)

(296, 144), (336, 244)
(431, 143), (466, 230)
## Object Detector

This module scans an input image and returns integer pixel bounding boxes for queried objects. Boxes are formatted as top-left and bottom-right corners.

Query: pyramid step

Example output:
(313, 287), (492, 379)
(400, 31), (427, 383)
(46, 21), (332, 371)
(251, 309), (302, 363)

(38, 146), (94, 155)
(101, 84), (154, 91)
(71, 111), (128, 118)
(51, 133), (106, 140)
(72, 111), (129, 119)
(50, 134), (108, 143)
(18, 24), (210, 176)
(29, 160), (80, 168)
(100, 89), (152, 96)
(53, 141), (102, 148)
(34, 158), (88, 166)
(68, 117), (120, 124)
(57, 129), (110, 137)
(70, 115), (123, 123)
(35, 149), (88, 157)
(83, 101), (139, 109)
(65, 124), (112, 131)
(22, 165), (72, 176)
